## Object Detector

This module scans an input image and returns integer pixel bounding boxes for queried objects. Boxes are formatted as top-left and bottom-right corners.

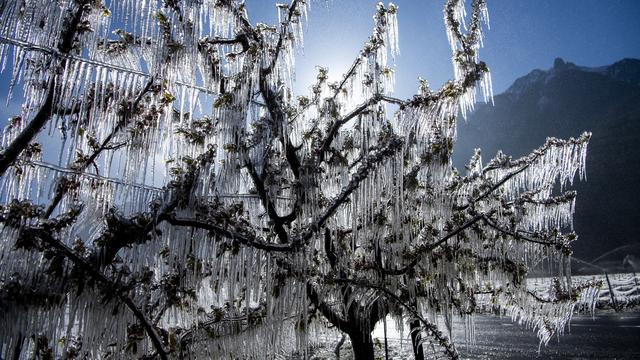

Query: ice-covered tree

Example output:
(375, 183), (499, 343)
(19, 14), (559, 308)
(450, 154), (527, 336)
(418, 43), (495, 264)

(0, 0), (599, 359)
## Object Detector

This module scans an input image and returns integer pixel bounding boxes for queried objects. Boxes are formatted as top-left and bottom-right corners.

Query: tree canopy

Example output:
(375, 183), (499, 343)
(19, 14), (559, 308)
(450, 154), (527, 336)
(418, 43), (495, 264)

(0, 0), (599, 359)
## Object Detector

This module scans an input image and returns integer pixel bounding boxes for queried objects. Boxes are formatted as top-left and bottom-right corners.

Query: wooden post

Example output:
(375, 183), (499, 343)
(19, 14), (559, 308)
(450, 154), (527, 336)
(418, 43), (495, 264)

(334, 334), (346, 360)
(604, 272), (619, 311)
(383, 317), (389, 360)
(410, 319), (425, 360)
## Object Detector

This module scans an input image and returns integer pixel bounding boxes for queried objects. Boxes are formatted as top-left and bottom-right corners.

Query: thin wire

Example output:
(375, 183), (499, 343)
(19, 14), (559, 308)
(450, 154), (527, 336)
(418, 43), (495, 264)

(24, 160), (294, 201)
(0, 35), (219, 95)
(26, 159), (163, 191)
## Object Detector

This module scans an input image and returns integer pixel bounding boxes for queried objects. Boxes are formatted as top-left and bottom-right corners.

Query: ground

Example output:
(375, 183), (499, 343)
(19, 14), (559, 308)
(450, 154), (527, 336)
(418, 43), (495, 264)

(304, 311), (640, 359)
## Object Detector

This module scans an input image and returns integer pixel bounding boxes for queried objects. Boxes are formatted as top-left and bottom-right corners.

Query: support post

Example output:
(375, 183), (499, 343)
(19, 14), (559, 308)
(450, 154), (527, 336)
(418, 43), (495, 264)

(334, 334), (346, 360)
(604, 272), (619, 311)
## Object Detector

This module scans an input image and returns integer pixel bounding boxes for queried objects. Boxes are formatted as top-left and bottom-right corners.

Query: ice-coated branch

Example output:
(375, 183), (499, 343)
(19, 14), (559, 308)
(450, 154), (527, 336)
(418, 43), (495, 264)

(89, 147), (213, 268)
(455, 163), (530, 211)
(440, 0), (493, 114)
(444, 0), (488, 55)
(43, 77), (155, 218)
(179, 305), (269, 349)
(0, 1), (90, 177)
(482, 215), (574, 253)
(0, 81), (54, 178)
(485, 133), (591, 171)
(258, 71), (302, 180)
(199, 34), (250, 50)
(24, 227), (168, 360)
(162, 215), (296, 252)
(262, 0), (302, 75)
(329, 2), (399, 101)
(0, 34), (224, 96)
(316, 95), (384, 162)
(314, 92), (412, 166)
(244, 156), (290, 243)
(458, 132), (590, 211)
(465, 0), (489, 46)
(300, 134), (404, 243)
(306, 281), (351, 332)
(378, 212), (488, 276)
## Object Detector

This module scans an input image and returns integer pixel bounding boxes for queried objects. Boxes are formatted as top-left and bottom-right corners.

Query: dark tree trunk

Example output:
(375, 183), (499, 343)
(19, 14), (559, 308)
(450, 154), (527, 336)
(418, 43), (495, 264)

(334, 334), (346, 360)
(348, 330), (375, 360)
(409, 319), (425, 360)
(12, 333), (23, 360)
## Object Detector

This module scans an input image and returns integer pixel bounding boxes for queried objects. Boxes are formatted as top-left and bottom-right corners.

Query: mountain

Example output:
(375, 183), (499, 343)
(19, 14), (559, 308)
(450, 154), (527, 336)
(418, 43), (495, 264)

(454, 58), (640, 263)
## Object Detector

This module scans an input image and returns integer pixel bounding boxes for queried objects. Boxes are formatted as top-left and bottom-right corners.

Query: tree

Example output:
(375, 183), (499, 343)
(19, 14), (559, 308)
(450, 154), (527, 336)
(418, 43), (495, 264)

(0, 0), (600, 359)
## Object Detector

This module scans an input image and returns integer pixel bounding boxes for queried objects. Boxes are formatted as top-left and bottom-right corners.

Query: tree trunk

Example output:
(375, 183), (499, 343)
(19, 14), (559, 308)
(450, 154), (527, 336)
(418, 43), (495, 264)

(409, 319), (425, 360)
(334, 334), (346, 360)
(348, 330), (375, 360)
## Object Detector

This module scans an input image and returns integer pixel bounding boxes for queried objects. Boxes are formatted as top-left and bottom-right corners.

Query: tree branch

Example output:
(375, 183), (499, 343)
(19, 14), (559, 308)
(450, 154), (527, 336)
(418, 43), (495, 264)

(0, 3), (88, 177)
(306, 282), (351, 332)
(482, 215), (569, 249)
(379, 212), (488, 276)
(455, 164), (529, 211)
(300, 135), (403, 244)
(29, 228), (168, 360)
(162, 215), (296, 252)
(262, 0), (301, 76)
(244, 157), (289, 243)
(329, 277), (459, 359)
(316, 94), (383, 163)
(43, 77), (155, 218)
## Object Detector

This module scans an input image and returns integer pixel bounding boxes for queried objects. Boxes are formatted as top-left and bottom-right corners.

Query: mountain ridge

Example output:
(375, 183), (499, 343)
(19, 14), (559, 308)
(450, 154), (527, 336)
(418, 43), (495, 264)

(454, 58), (640, 263)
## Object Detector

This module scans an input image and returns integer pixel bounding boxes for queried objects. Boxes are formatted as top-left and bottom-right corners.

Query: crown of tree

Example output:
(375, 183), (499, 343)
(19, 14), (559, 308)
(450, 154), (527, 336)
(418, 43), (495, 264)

(0, 0), (599, 359)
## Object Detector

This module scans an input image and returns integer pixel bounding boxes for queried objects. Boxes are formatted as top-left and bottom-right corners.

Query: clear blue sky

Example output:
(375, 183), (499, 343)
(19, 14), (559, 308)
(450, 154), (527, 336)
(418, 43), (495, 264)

(246, 0), (640, 98)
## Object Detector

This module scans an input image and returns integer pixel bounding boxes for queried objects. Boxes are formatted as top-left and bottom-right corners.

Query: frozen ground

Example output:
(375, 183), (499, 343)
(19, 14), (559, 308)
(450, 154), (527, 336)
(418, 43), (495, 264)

(305, 311), (640, 359)
(454, 312), (640, 359)
(300, 274), (640, 359)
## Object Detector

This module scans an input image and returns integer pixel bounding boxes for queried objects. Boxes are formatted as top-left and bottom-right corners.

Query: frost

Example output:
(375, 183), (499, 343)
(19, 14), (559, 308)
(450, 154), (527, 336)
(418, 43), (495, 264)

(0, 1), (597, 359)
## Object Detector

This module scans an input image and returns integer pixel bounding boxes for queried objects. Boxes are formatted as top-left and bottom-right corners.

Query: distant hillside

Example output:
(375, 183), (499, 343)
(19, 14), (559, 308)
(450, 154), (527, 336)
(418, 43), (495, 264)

(454, 58), (640, 263)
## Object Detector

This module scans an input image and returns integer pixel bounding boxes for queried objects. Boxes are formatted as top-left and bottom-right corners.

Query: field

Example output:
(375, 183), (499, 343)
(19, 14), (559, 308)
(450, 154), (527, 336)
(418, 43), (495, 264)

(306, 273), (640, 359)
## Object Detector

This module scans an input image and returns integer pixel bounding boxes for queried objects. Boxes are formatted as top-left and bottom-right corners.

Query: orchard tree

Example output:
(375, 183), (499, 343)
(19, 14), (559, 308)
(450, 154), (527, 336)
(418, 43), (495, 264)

(0, 0), (599, 359)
